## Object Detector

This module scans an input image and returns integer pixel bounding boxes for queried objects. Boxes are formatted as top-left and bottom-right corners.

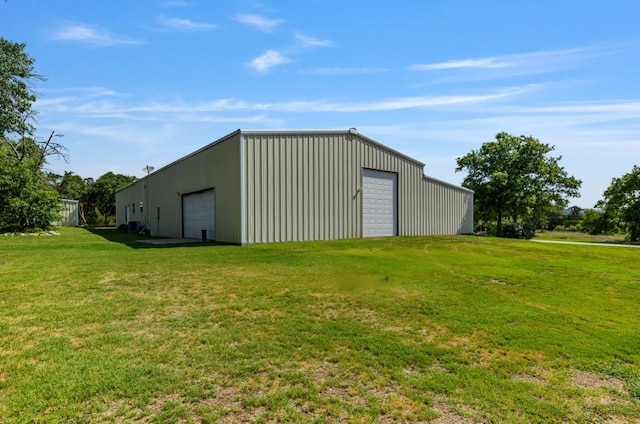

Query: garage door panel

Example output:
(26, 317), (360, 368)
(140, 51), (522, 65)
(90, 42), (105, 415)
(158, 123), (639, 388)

(183, 189), (215, 240)
(362, 169), (397, 237)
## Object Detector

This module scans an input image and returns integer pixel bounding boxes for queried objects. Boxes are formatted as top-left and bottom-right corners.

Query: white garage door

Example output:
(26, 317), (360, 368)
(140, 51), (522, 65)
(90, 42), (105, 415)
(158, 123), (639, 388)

(183, 189), (215, 240)
(362, 169), (398, 237)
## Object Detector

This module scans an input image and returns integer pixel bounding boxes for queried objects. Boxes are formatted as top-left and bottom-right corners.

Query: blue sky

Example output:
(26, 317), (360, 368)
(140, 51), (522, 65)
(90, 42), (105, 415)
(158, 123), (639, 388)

(2, 0), (639, 208)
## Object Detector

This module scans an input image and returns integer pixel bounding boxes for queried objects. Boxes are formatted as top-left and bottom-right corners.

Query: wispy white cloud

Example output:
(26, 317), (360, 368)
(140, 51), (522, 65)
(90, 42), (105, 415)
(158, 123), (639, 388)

(295, 34), (331, 48)
(409, 44), (630, 78)
(249, 50), (290, 73)
(282, 87), (531, 112)
(40, 86), (124, 98)
(158, 16), (217, 31)
(234, 13), (284, 32)
(517, 100), (640, 116)
(242, 33), (330, 73)
(37, 85), (534, 117)
(51, 22), (144, 47)
(409, 57), (513, 71)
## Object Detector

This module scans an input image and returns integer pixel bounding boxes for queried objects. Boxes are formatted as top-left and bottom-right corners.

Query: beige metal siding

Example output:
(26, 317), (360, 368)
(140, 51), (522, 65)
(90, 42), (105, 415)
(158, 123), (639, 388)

(117, 129), (472, 245)
(116, 181), (145, 226)
(53, 199), (79, 226)
(116, 133), (242, 243)
(242, 131), (473, 244)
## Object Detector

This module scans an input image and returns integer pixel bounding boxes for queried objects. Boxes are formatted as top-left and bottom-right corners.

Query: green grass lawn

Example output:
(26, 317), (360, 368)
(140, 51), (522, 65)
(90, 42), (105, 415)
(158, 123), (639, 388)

(1, 228), (639, 423)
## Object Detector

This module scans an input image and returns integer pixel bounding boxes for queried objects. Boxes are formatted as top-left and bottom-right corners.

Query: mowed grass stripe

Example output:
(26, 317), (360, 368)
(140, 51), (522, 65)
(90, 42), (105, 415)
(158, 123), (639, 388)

(0, 228), (638, 423)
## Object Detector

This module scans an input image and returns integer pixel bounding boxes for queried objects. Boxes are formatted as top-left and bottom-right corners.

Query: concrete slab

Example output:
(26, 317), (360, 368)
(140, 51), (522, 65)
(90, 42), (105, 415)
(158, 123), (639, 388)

(137, 238), (204, 245)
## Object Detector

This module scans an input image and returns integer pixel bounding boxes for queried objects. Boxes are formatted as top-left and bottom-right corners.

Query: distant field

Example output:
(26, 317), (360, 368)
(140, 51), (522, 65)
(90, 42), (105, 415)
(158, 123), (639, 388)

(535, 230), (626, 244)
(0, 228), (638, 423)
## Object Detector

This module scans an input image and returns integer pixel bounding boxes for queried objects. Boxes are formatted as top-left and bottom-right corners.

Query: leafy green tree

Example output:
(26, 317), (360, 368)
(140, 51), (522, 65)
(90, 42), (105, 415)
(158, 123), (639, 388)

(48, 171), (88, 200)
(82, 172), (136, 225)
(1, 38), (66, 162)
(0, 153), (59, 232)
(596, 165), (640, 241)
(581, 208), (619, 236)
(0, 37), (39, 138)
(456, 132), (581, 237)
(0, 38), (66, 232)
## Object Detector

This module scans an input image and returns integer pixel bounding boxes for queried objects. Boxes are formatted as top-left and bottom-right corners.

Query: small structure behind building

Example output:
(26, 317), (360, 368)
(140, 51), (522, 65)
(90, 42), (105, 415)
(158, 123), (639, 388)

(53, 199), (79, 227)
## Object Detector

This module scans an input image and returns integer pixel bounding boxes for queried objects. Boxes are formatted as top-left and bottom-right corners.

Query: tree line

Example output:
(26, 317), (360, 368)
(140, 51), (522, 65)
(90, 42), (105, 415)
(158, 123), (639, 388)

(3, 37), (640, 240)
(456, 133), (640, 241)
(47, 171), (136, 227)
(0, 37), (134, 231)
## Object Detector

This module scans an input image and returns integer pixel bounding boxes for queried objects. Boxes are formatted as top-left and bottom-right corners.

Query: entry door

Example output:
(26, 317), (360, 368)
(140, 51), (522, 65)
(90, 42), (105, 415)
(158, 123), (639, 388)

(362, 169), (398, 237)
(183, 189), (215, 240)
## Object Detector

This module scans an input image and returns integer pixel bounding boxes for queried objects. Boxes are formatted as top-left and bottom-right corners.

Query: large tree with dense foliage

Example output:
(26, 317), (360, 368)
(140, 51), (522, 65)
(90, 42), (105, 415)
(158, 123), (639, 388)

(0, 152), (59, 232)
(0, 38), (65, 232)
(83, 172), (136, 225)
(0, 37), (38, 138)
(1, 38), (66, 161)
(596, 165), (640, 241)
(456, 132), (581, 237)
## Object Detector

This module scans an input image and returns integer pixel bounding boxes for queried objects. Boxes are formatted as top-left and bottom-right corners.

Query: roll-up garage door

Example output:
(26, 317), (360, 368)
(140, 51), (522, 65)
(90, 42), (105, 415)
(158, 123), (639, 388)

(183, 189), (215, 240)
(362, 169), (398, 237)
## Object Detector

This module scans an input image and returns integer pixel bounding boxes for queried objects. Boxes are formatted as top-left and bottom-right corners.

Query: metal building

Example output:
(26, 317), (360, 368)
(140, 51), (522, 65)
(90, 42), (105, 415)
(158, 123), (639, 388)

(116, 129), (473, 244)
(53, 199), (79, 227)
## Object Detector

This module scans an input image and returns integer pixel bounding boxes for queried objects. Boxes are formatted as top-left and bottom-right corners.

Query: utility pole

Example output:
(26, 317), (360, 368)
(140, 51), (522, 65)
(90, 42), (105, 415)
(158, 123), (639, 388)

(142, 165), (154, 228)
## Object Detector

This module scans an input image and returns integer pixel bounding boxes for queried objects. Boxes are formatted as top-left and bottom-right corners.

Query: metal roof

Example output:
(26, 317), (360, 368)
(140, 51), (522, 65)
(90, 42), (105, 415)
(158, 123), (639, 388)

(117, 128), (449, 192)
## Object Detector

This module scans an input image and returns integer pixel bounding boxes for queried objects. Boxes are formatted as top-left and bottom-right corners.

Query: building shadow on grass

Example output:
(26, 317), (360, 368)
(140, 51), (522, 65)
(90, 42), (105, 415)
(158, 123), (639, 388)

(86, 227), (235, 249)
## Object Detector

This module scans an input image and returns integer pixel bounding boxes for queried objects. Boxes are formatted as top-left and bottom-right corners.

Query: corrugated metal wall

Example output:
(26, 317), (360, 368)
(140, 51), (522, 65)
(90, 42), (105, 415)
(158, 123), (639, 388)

(116, 133), (243, 243)
(116, 181), (145, 227)
(116, 129), (472, 245)
(53, 199), (79, 226)
(242, 131), (473, 244)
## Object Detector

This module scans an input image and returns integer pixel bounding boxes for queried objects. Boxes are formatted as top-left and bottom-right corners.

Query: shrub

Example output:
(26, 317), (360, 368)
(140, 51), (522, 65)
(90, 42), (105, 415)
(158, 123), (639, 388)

(501, 220), (535, 239)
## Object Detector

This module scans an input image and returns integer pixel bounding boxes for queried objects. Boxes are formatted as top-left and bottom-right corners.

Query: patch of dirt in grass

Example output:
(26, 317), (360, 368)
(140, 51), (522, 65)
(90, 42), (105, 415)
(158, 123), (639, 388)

(146, 393), (186, 413)
(570, 370), (634, 413)
(208, 386), (243, 409)
(510, 366), (551, 385)
(297, 362), (368, 408)
(446, 333), (546, 368)
(430, 396), (477, 423)
(99, 399), (126, 422)
(604, 418), (639, 424)
(298, 360), (336, 382)
(320, 383), (368, 407)
(418, 323), (450, 344)
(572, 371), (627, 393)
(298, 361), (437, 420)
(220, 408), (268, 423)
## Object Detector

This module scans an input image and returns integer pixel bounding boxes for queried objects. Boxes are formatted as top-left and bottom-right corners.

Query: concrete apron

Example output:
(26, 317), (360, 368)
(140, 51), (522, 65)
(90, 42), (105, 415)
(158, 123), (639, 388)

(137, 238), (204, 245)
